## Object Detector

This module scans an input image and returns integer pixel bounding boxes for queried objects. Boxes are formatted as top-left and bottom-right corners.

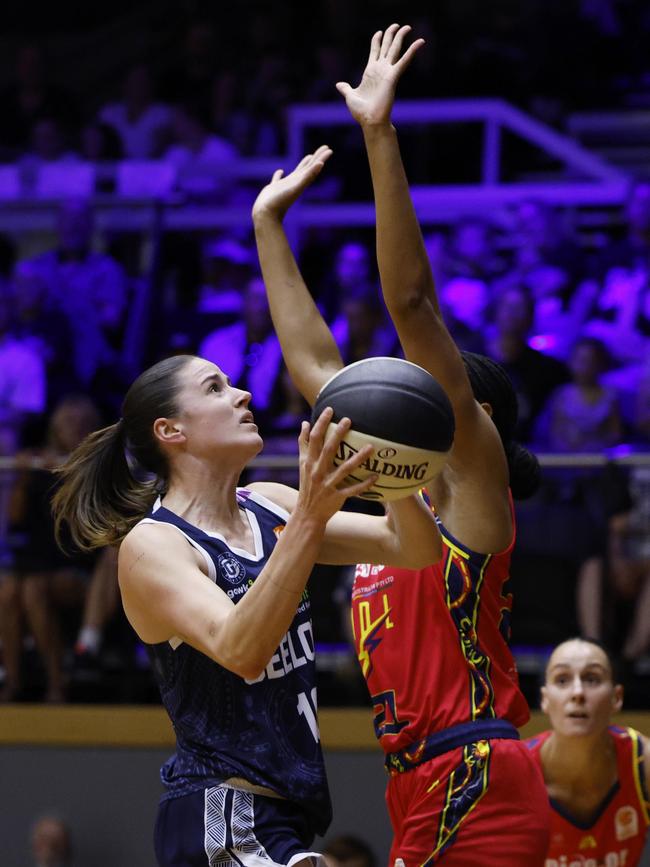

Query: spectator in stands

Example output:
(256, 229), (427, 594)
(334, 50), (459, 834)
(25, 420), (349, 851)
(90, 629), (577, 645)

(12, 262), (78, 409)
(159, 19), (218, 127)
(609, 467), (650, 663)
(510, 200), (584, 285)
(0, 287), (46, 455)
(21, 199), (128, 389)
(19, 116), (79, 178)
(331, 282), (399, 365)
(445, 216), (506, 282)
(99, 64), (172, 159)
(199, 276), (282, 428)
(538, 337), (625, 643)
(597, 178), (650, 274)
(245, 362), (308, 488)
(163, 103), (238, 198)
(0, 395), (102, 702)
(485, 285), (569, 442)
(73, 545), (119, 665)
(195, 236), (254, 315)
(324, 238), (376, 320)
(30, 814), (73, 867)
(79, 120), (123, 162)
(224, 50), (292, 155)
(542, 337), (623, 453)
(322, 834), (376, 867)
(0, 43), (78, 156)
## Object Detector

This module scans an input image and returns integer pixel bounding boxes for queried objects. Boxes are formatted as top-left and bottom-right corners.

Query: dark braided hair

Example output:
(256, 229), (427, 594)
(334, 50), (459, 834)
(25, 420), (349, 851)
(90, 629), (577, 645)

(461, 351), (541, 500)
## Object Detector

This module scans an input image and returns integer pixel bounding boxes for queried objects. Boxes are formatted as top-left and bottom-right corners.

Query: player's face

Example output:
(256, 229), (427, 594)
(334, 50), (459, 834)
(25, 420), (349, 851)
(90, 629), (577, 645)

(541, 640), (622, 738)
(173, 358), (263, 460)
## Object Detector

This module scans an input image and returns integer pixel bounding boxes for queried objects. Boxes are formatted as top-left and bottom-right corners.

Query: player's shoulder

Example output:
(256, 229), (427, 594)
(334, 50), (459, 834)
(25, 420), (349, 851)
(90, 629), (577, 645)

(523, 729), (551, 753)
(244, 483), (296, 517)
(119, 518), (190, 571)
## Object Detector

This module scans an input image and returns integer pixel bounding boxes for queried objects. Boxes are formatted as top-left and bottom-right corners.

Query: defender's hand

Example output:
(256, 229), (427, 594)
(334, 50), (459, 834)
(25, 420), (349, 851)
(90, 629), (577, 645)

(336, 24), (424, 128)
(252, 146), (333, 223)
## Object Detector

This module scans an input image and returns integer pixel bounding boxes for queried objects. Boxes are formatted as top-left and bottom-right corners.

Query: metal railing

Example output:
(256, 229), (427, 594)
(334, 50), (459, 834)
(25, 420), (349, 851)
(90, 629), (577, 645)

(0, 99), (630, 239)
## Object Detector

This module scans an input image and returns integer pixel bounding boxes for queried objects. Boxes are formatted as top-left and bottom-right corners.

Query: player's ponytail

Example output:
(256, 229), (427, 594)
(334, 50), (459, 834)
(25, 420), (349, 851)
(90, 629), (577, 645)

(52, 354), (196, 550)
(461, 351), (541, 500)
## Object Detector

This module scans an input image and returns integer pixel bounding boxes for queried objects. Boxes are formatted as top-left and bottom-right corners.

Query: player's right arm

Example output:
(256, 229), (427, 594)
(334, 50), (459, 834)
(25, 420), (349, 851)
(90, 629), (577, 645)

(118, 410), (376, 681)
(252, 147), (344, 405)
(337, 25), (511, 547)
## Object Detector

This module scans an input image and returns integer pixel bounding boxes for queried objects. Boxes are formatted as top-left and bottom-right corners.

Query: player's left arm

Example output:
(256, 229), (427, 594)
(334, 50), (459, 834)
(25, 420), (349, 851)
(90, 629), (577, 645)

(248, 481), (441, 568)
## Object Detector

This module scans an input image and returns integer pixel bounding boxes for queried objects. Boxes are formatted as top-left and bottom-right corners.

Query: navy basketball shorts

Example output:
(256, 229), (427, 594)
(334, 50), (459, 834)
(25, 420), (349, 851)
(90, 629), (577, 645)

(154, 784), (324, 867)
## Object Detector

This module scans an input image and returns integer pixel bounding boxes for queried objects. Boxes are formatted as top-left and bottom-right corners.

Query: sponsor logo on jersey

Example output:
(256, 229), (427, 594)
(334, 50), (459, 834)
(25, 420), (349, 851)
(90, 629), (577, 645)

(245, 621), (315, 684)
(615, 805), (638, 841)
(217, 553), (247, 584)
(545, 850), (629, 867)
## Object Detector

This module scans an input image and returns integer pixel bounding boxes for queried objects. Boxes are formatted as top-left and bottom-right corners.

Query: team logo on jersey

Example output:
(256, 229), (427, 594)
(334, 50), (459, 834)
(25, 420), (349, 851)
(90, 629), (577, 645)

(273, 524), (285, 539)
(615, 805), (638, 841)
(217, 553), (246, 584)
(579, 834), (597, 849)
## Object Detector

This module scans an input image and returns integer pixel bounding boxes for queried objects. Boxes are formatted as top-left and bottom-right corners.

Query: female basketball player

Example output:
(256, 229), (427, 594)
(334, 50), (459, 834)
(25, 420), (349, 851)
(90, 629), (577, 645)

(252, 25), (549, 866)
(527, 638), (650, 866)
(52, 353), (442, 867)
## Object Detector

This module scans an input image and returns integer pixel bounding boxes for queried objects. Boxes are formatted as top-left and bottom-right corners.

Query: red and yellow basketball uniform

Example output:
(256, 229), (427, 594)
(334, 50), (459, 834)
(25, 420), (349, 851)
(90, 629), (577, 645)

(351, 496), (549, 865)
(526, 726), (650, 867)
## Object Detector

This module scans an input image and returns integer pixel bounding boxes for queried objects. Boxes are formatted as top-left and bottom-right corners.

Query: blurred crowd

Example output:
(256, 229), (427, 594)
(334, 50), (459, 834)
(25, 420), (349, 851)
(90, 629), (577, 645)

(1, 2), (650, 173)
(1, 5), (650, 705)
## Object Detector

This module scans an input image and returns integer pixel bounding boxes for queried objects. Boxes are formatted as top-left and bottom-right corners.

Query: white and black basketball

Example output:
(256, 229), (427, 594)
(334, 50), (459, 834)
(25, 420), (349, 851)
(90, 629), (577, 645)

(311, 357), (455, 501)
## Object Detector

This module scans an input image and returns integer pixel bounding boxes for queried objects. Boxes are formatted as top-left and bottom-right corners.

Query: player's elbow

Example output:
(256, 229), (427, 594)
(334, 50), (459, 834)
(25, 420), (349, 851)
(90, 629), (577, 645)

(401, 540), (442, 570)
(386, 275), (439, 320)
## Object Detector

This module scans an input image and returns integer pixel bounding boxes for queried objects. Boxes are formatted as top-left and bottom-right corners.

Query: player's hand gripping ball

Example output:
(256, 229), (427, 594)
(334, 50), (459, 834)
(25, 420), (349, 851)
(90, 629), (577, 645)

(311, 357), (455, 500)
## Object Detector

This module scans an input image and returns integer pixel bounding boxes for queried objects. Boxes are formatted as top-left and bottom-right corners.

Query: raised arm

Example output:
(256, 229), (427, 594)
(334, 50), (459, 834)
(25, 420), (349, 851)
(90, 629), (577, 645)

(252, 148), (344, 405)
(118, 410), (377, 681)
(249, 480), (441, 569)
(337, 26), (511, 546)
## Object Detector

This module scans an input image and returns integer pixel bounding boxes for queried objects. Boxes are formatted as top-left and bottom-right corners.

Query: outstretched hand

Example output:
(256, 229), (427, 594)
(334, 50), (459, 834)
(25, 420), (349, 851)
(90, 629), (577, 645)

(252, 145), (333, 223)
(295, 407), (377, 523)
(336, 24), (424, 128)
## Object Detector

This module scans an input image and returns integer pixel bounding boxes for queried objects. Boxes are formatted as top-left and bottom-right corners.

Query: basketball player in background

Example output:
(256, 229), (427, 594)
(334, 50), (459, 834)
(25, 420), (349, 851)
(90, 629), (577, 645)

(51, 354), (441, 866)
(526, 638), (650, 866)
(253, 24), (549, 866)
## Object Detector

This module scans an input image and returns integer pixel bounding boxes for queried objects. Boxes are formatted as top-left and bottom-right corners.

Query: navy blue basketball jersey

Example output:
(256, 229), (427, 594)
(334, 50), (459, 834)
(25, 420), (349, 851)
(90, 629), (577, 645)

(140, 488), (332, 836)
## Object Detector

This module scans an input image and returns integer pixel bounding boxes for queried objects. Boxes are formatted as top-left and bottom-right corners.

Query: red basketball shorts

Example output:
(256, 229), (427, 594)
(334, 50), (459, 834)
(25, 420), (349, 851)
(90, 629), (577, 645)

(386, 737), (550, 866)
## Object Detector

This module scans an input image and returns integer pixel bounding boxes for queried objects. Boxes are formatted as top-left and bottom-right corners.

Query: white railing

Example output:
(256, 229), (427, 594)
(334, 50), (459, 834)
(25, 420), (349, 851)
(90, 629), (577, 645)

(0, 99), (630, 236)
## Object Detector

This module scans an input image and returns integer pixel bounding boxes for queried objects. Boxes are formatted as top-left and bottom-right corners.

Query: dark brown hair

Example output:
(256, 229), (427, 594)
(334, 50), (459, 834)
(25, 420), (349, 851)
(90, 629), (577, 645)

(52, 355), (195, 551)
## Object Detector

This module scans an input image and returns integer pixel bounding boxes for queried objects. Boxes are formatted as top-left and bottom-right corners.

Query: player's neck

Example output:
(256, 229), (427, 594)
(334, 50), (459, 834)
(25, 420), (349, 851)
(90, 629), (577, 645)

(163, 468), (249, 539)
(543, 729), (616, 786)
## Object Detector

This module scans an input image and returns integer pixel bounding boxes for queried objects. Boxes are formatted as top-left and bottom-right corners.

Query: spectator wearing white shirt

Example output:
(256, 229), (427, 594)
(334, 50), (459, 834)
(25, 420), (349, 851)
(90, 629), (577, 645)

(99, 64), (172, 159)
(199, 276), (282, 421)
(0, 289), (46, 454)
(21, 199), (128, 387)
(163, 103), (237, 198)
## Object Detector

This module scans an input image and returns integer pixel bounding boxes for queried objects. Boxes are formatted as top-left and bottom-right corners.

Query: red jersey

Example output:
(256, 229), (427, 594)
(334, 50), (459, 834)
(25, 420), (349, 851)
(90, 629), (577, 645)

(351, 501), (529, 754)
(526, 726), (650, 867)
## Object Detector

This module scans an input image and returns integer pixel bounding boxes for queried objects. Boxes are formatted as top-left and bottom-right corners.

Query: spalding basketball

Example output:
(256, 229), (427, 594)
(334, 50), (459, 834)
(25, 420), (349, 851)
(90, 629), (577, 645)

(311, 357), (455, 500)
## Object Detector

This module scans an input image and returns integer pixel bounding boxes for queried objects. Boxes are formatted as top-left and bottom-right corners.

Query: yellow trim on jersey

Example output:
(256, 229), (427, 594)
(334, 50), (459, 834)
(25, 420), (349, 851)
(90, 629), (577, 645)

(442, 535), (496, 721)
(440, 531), (471, 562)
(355, 594), (394, 679)
(628, 727), (650, 827)
(424, 741), (492, 865)
(470, 553), (494, 720)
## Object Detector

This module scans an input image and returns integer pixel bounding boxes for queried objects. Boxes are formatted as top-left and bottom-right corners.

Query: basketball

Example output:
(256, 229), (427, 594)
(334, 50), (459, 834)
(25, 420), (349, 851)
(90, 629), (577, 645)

(311, 357), (455, 500)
